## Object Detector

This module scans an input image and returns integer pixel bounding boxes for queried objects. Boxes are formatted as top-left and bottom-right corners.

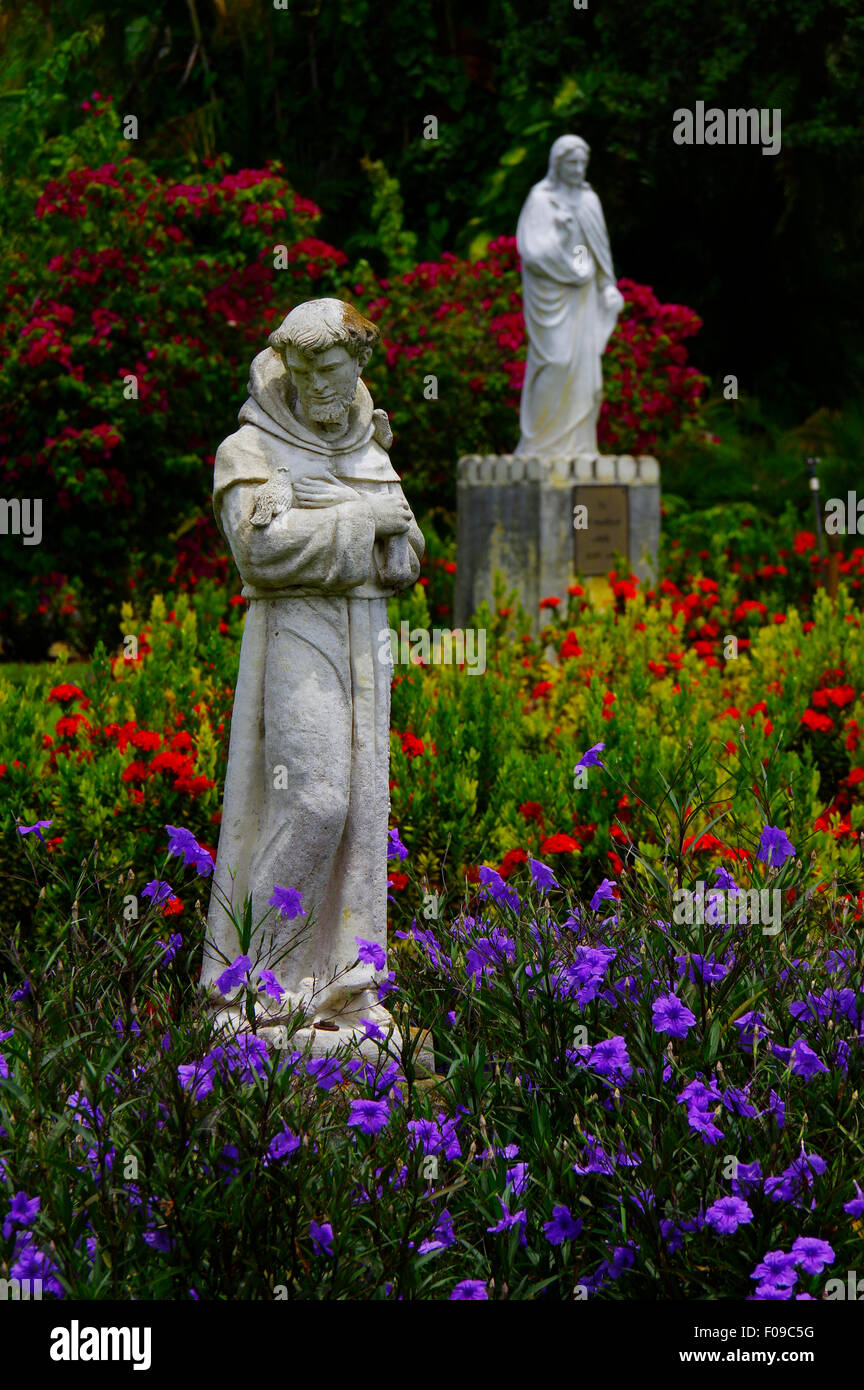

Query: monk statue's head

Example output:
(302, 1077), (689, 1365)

(548, 134), (590, 189)
(268, 299), (379, 436)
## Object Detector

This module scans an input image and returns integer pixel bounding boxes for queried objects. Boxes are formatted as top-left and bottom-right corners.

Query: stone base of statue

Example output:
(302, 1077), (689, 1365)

(205, 988), (436, 1071)
(454, 451), (660, 631)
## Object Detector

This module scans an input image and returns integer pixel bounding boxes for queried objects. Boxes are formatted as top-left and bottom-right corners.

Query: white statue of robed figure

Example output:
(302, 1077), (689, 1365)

(515, 134), (624, 458)
(201, 298), (424, 1053)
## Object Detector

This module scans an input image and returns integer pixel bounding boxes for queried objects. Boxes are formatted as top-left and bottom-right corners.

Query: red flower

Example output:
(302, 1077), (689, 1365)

(812, 685), (855, 709)
(732, 600), (768, 623)
(794, 531), (816, 554)
(560, 631), (582, 660)
(539, 596), (561, 610)
(400, 732), (425, 758)
(519, 802), (545, 827)
(498, 847), (528, 878)
(130, 729), (161, 751)
(161, 897), (184, 916)
(682, 831), (724, 853)
(121, 761), (149, 783)
(801, 709), (834, 733)
(55, 714), (87, 738)
(150, 751), (195, 777)
(540, 833), (581, 854)
(47, 683), (84, 704)
(531, 681), (554, 699)
(567, 584), (584, 597)
(387, 872), (409, 891)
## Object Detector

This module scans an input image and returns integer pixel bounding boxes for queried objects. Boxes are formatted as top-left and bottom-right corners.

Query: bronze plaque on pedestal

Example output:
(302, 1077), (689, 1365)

(572, 486), (629, 576)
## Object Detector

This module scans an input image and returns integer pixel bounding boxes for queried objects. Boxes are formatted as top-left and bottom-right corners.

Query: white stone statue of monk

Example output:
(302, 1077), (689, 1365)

(201, 298), (424, 1050)
(515, 134), (624, 459)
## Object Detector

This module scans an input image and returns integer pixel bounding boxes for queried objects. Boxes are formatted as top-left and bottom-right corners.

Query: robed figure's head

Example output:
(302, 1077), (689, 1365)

(547, 135), (591, 190)
(269, 299), (379, 434)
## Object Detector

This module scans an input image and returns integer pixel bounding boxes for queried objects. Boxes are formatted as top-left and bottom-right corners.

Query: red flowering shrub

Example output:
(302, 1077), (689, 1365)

(0, 101), (346, 656)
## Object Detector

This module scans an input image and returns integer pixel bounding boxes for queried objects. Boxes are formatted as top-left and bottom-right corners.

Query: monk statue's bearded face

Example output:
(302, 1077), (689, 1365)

(284, 343), (361, 432)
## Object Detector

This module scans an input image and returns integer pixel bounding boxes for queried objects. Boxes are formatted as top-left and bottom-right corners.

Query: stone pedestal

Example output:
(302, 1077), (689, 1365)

(454, 452), (660, 630)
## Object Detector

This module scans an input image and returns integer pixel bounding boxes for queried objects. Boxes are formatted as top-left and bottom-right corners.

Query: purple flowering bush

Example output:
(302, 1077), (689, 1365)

(1, 561), (864, 1298)
(2, 722), (863, 1301)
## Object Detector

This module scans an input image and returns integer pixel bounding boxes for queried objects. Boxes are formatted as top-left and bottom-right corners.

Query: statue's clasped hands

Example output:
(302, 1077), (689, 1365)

(292, 471), (411, 538)
(292, 470), (359, 508)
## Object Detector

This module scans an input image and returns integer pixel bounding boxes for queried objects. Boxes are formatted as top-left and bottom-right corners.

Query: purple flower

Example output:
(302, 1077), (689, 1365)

(576, 741), (605, 770)
(478, 865), (519, 912)
(142, 1228), (173, 1253)
(408, 1113), (461, 1160)
(256, 968), (285, 1002)
(387, 828), (408, 861)
(789, 1038), (829, 1081)
(652, 991), (697, 1039)
(309, 1220), (334, 1257)
(705, 1195), (753, 1235)
(215, 954), (251, 995)
(143, 879), (173, 905)
(790, 1236), (834, 1275)
(418, 1209), (455, 1255)
(165, 824), (213, 876)
(17, 820), (52, 841)
(589, 878), (617, 911)
(348, 1098), (390, 1135)
(713, 864), (739, 892)
(307, 1057), (343, 1091)
(377, 970), (397, 1002)
(751, 1250), (798, 1287)
(722, 1086), (758, 1118)
(65, 1090), (102, 1128)
(360, 1018), (386, 1041)
(588, 1035), (632, 1083)
(505, 1161), (530, 1197)
(3, 1191), (40, 1240)
(355, 937), (386, 971)
(529, 857), (559, 891)
(686, 1107), (725, 1145)
(543, 1205), (583, 1246)
(731, 1160), (763, 1196)
(449, 1279), (488, 1300)
(268, 1128), (301, 1162)
(269, 884), (305, 919)
(767, 1088), (785, 1129)
(177, 1056), (216, 1101)
(486, 1197), (527, 1245)
(10, 1236), (64, 1296)
(843, 1182), (864, 1219)
(156, 932), (183, 964)
(572, 1137), (616, 1175)
(757, 824), (796, 868)
(10, 980), (30, 1002)
(732, 1011), (772, 1054)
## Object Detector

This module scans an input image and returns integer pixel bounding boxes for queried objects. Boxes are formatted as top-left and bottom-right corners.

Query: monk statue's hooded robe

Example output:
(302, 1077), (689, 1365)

(201, 345), (424, 1024)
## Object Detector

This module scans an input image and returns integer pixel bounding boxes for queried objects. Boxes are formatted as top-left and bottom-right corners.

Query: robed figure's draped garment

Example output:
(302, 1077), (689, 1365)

(201, 347), (424, 1017)
(515, 179), (619, 458)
